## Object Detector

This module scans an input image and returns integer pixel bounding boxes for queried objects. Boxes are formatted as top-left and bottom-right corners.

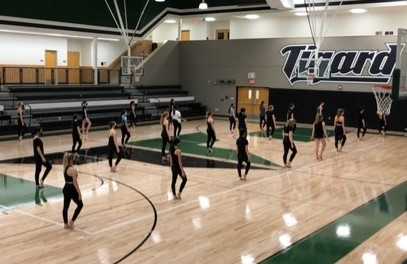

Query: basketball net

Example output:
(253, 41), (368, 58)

(372, 85), (393, 116)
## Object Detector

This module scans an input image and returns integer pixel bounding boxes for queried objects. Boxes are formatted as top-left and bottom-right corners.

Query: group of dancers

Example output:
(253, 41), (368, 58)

(18, 96), (391, 230)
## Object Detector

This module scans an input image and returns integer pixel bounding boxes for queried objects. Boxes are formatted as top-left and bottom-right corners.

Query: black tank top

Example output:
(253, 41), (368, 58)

(170, 146), (181, 170)
(108, 134), (115, 148)
(64, 166), (74, 184)
(314, 121), (324, 138)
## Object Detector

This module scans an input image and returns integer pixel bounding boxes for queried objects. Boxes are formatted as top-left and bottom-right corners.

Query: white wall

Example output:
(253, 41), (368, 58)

(181, 19), (208, 40)
(0, 32), (67, 66)
(97, 40), (126, 67)
(67, 39), (92, 66)
(230, 6), (407, 39)
(152, 22), (178, 43)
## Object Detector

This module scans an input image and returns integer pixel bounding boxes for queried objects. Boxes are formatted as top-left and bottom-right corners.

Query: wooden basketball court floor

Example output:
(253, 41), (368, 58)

(0, 120), (406, 264)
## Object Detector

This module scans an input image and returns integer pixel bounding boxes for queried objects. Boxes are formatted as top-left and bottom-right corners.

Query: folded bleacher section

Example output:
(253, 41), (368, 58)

(0, 85), (206, 139)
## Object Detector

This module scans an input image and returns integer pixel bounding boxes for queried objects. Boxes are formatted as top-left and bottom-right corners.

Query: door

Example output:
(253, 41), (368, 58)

(216, 29), (230, 40)
(68, 51), (80, 84)
(44, 50), (57, 84)
(237, 87), (269, 118)
(181, 30), (190, 41)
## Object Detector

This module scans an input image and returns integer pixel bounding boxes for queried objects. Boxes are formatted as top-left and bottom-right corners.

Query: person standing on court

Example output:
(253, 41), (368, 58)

(16, 102), (26, 141)
(357, 106), (367, 140)
(72, 115), (82, 153)
(334, 109), (347, 152)
(259, 101), (266, 130)
(81, 101), (92, 139)
(171, 108), (182, 138)
(129, 101), (137, 134)
(161, 112), (171, 161)
(62, 152), (83, 230)
(120, 110), (131, 145)
(206, 112), (216, 153)
(238, 108), (247, 135)
(33, 128), (52, 188)
(287, 103), (296, 132)
(265, 105), (276, 139)
(228, 103), (236, 134)
(377, 111), (387, 136)
(169, 138), (187, 200)
(108, 121), (123, 172)
(282, 118), (297, 168)
(236, 130), (251, 181)
(311, 113), (328, 161)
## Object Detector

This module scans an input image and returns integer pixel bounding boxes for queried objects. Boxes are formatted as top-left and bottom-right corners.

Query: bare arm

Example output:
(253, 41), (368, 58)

(272, 114), (276, 126)
(289, 131), (294, 147)
(177, 150), (186, 176)
(311, 124), (315, 139)
(342, 117), (346, 134)
(76, 126), (81, 137)
(322, 122), (328, 138)
(113, 131), (120, 151)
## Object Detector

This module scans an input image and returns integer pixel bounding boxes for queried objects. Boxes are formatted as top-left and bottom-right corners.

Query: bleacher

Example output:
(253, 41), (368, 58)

(0, 84), (206, 138)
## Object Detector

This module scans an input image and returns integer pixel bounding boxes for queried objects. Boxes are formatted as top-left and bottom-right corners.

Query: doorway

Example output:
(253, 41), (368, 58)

(236, 86), (269, 118)
(216, 29), (230, 40)
(44, 50), (57, 84)
(181, 30), (191, 41)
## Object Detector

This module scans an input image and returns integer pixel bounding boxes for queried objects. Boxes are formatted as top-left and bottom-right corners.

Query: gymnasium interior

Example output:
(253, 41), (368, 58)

(0, 0), (406, 263)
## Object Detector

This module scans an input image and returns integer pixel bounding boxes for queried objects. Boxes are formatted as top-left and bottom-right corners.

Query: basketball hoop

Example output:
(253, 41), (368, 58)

(372, 84), (393, 115)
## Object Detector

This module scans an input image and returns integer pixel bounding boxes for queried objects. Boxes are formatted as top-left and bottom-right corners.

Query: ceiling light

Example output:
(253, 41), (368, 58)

(294, 12), (307, 16)
(204, 17), (216, 22)
(155, 0), (165, 2)
(164, 19), (177, 24)
(245, 14), (260, 20)
(350, 8), (367, 14)
(199, 0), (208, 10)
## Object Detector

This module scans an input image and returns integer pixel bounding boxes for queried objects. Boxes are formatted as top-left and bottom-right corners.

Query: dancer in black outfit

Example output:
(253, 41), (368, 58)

(287, 103), (296, 132)
(172, 108), (182, 138)
(283, 118), (297, 168)
(357, 106), (367, 140)
(33, 128), (52, 188)
(238, 108), (247, 135)
(108, 122), (123, 172)
(129, 101), (137, 133)
(169, 138), (187, 200)
(265, 105), (276, 139)
(17, 102), (26, 141)
(161, 112), (171, 161)
(207, 112), (216, 153)
(378, 111), (387, 136)
(72, 115), (82, 153)
(236, 130), (251, 181)
(228, 103), (236, 134)
(334, 109), (347, 152)
(259, 101), (266, 130)
(311, 113), (328, 161)
(120, 111), (131, 145)
(169, 98), (175, 113)
(62, 152), (83, 230)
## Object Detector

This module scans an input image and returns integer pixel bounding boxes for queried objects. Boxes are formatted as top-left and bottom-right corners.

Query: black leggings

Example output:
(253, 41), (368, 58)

(357, 123), (367, 138)
(17, 121), (25, 138)
(266, 122), (275, 137)
(283, 138), (297, 164)
(72, 135), (82, 153)
(207, 129), (216, 149)
(35, 160), (52, 186)
(335, 127), (347, 149)
(62, 185), (83, 224)
(237, 154), (251, 177)
(108, 146), (123, 167)
(260, 115), (266, 129)
(121, 127), (130, 145)
(171, 167), (187, 197)
(229, 117), (236, 131)
(173, 120), (182, 137)
(161, 134), (169, 157)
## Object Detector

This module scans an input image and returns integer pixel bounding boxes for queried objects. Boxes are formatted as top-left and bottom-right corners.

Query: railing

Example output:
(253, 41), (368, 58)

(0, 66), (121, 86)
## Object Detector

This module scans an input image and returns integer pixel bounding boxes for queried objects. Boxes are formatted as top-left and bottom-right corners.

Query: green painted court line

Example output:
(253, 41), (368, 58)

(0, 174), (62, 208)
(260, 181), (407, 264)
(129, 132), (279, 167)
(249, 127), (334, 142)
